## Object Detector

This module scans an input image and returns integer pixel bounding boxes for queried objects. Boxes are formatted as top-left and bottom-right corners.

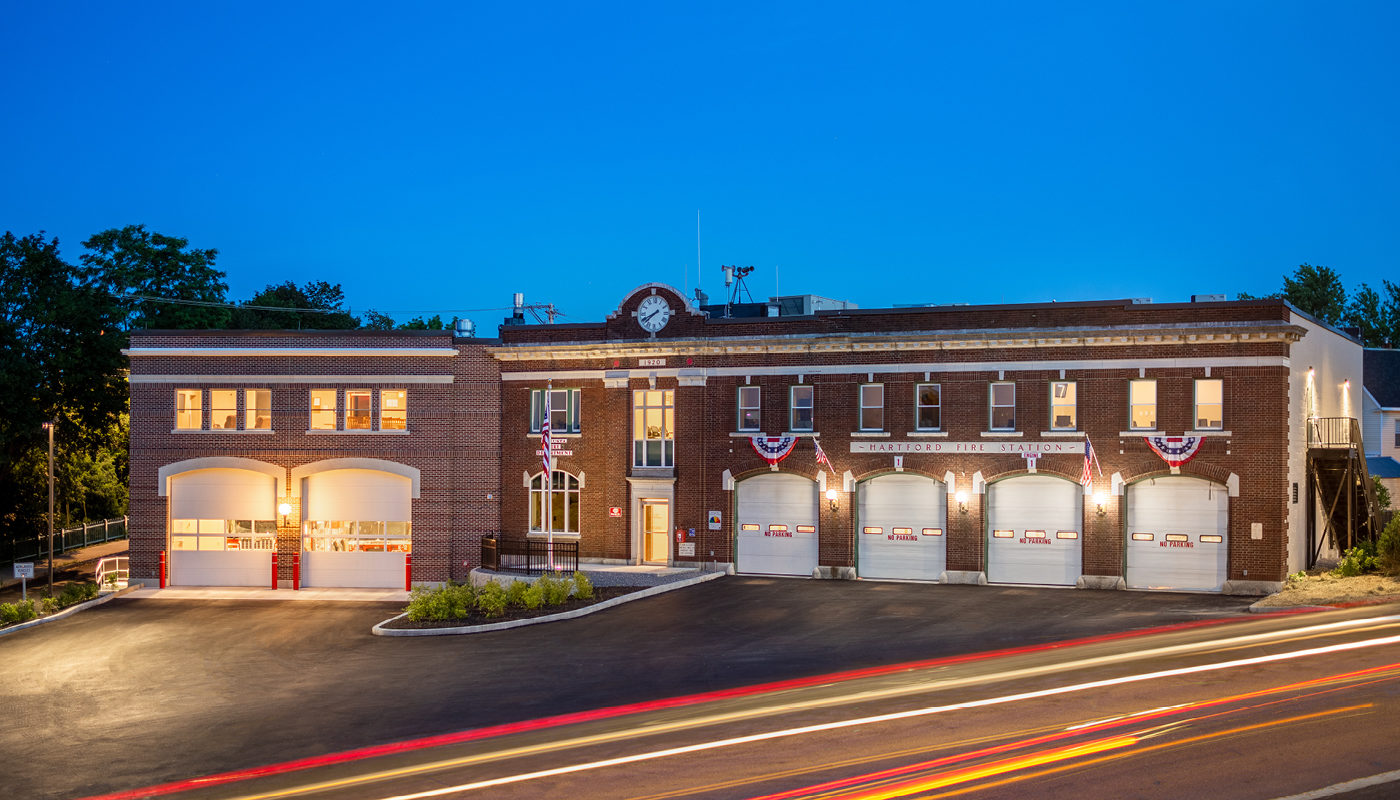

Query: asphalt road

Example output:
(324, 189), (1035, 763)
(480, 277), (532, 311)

(0, 577), (1260, 799)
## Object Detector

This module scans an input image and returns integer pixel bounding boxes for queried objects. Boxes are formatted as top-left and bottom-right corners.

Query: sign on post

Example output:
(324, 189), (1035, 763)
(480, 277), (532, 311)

(13, 562), (33, 603)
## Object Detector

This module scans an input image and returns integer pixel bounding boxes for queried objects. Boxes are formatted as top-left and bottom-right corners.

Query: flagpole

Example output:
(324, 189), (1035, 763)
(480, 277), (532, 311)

(545, 382), (554, 571)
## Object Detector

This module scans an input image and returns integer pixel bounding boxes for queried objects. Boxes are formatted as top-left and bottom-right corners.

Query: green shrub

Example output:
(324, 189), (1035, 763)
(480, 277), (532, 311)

(476, 581), (508, 617)
(504, 579), (530, 608)
(572, 571), (594, 600)
(41, 596), (58, 614)
(1378, 516), (1400, 576)
(0, 600), (37, 625)
(404, 581), (476, 621)
(540, 572), (571, 606)
(521, 581), (545, 610)
(55, 582), (98, 609)
(1333, 541), (1379, 577)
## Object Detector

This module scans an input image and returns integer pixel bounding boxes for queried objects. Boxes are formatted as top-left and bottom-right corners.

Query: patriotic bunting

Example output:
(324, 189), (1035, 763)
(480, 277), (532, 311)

(1144, 436), (1204, 468)
(751, 436), (799, 466)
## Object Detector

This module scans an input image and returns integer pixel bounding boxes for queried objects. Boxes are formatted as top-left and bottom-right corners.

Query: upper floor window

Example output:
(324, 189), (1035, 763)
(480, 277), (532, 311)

(310, 390), (338, 430)
(989, 382), (1015, 430)
(210, 390), (238, 430)
(859, 384), (884, 431)
(531, 388), (580, 434)
(381, 390), (407, 430)
(246, 390), (271, 430)
(737, 386), (761, 431)
(1195, 379), (1223, 430)
(1129, 379), (1156, 430)
(916, 384), (941, 430)
(530, 470), (581, 534)
(633, 389), (674, 467)
(346, 390), (372, 430)
(1050, 381), (1077, 430)
(175, 389), (201, 430)
(790, 385), (814, 432)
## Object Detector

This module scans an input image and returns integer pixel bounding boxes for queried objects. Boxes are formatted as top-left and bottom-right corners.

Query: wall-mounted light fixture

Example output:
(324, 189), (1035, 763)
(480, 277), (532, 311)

(278, 501), (292, 526)
(1093, 492), (1108, 517)
(825, 488), (839, 512)
(955, 490), (969, 514)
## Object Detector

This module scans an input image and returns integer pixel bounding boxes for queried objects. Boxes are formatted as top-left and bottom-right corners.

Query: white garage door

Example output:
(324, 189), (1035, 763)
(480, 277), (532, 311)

(168, 469), (276, 587)
(736, 473), (819, 577)
(1126, 477), (1228, 592)
(857, 474), (946, 581)
(986, 475), (1083, 586)
(302, 469), (412, 588)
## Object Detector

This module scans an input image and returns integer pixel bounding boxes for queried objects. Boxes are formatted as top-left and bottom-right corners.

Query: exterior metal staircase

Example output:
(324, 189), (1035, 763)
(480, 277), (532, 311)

(1307, 417), (1382, 566)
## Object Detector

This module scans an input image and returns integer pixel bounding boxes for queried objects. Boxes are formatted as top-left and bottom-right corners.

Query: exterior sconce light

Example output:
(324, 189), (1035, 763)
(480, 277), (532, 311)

(955, 490), (969, 514)
(278, 502), (292, 525)
(825, 488), (839, 512)
(1093, 492), (1107, 517)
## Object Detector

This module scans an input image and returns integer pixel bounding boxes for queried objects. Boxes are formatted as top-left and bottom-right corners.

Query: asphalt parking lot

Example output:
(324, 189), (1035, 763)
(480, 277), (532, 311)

(0, 577), (1253, 799)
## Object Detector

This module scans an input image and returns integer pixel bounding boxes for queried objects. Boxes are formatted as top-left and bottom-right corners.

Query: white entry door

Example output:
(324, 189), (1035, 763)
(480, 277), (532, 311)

(986, 475), (1083, 586)
(736, 473), (819, 577)
(857, 474), (946, 581)
(1126, 477), (1229, 591)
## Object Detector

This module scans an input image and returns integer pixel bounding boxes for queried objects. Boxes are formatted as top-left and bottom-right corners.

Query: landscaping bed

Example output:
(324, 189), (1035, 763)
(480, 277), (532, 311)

(380, 584), (645, 629)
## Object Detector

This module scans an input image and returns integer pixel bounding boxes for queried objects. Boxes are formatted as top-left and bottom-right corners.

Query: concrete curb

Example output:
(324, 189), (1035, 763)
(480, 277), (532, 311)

(0, 583), (141, 638)
(372, 571), (726, 636)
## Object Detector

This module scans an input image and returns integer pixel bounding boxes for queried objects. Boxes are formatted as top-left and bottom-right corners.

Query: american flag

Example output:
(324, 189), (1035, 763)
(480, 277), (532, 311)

(1080, 437), (1102, 487)
(540, 390), (553, 476)
(813, 437), (832, 471)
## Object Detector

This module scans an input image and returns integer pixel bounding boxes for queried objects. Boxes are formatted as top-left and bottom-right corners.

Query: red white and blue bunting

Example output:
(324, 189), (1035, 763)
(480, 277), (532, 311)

(751, 436), (799, 467)
(1144, 436), (1204, 468)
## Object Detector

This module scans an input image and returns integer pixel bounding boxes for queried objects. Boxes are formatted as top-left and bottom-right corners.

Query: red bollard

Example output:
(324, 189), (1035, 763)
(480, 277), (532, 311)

(159, 550), (167, 588)
(292, 553), (301, 591)
(404, 554), (413, 591)
(271, 551), (279, 590)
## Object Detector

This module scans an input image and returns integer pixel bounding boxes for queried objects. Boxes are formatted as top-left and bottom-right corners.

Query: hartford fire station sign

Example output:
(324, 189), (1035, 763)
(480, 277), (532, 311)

(849, 440), (1086, 454)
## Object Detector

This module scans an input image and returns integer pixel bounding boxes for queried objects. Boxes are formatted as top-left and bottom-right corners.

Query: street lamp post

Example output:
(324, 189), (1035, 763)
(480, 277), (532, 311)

(43, 421), (54, 594)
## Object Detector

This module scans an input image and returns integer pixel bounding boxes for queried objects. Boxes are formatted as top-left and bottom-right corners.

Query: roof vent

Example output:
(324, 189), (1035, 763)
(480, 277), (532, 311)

(1130, 298), (1152, 304)
(1191, 294), (1226, 303)
(453, 318), (475, 338)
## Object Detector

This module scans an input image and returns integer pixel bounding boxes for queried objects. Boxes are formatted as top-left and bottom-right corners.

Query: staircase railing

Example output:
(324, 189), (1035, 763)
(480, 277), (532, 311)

(1307, 417), (1381, 563)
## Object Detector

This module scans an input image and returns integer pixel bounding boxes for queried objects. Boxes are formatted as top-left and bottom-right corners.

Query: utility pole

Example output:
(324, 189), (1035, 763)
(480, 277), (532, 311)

(43, 421), (54, 594)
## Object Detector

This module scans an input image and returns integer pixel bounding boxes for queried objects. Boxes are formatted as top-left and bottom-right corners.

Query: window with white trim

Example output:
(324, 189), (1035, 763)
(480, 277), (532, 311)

(633, 389), (674, 467)
(1050, 381), (1076, 430)
(859, 384), (884, 431)
(1194, 378), (1222, 430)
(790, 385), (814, 432)
(1129, 379), (1156, 430)
(989, 382), (1015, 430)
(530, 470), (581, 534)
(245, 389), (272, 430)
(346, 390), (372, 430)
(210, 390), (238, 430)
(915, 384), (941, 430)
(175, 389), (201, 430)
(737, 386), (760, 431)
(380, 390), (407, 430)
(531, 388), (580, 433)
(310, 390), (337, 430)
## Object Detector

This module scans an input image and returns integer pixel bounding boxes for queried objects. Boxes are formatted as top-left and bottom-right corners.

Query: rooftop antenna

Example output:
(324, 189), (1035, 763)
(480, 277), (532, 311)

(721, 264), (754, 319)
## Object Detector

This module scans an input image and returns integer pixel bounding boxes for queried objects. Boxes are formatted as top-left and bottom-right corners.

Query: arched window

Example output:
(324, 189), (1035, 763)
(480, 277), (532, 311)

(530, 470), (581, 534)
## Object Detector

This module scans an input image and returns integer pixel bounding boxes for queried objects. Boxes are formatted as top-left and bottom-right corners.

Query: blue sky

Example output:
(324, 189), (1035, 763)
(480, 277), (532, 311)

(4, 2), (1397, 330)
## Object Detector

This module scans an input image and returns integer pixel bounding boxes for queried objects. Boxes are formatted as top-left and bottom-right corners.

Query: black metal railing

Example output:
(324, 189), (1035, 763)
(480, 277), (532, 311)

(1307, 417), (1361, 449)
(480, 537), (579, 574)
(1, 516), (129, 565)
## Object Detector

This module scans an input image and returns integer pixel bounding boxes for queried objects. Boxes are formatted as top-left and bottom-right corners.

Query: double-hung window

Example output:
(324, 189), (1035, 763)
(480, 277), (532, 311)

(175, 389), (202, 430)
(531, 388), (581, 433)
(1129, 379), (1156, 430)
(210, 390), (238, 430)
(915, 384), (941, 430)
(737, 386), (761, 431)
(859, 384), (884, 431)
(633, 389), (674, 467)
(790, 385), (814, 432)
(1050, 381), (1077, 430)
(1195, 379), (1223, 430)
(346, 390), (372, 430)
(989, 382), (1015, 430)
(380, 390), (407, 430)
(310, 390), (338, 430)
(245, 390), (272, 430)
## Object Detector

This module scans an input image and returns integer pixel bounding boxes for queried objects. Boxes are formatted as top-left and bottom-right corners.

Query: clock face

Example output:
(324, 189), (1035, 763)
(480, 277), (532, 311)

(637, 295), (672, 333)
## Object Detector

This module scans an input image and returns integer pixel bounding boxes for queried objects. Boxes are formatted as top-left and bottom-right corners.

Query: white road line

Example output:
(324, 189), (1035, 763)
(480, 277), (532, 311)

(370, 633), (1400, 800)
(1268, 769), (1400, 799)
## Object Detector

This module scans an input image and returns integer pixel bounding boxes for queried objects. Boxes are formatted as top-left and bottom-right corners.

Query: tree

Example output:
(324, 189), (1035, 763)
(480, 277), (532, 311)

(81, 225), (229, 330)
(1345, 284), (1386, 347)
(0, 232), (127, 547)
(361, 310), (396, 330)
(399, 314), (449, 330)
(1281, 263), (1346, 325)
(229, 280), (360, 329)
(1380, 280), (1400, 348)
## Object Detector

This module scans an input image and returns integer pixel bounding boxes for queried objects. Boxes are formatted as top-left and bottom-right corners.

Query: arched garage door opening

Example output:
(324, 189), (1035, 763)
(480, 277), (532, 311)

(857, 474), (946, 581)
(986, 475), (1083, 586)
(735, 473), (818, 577)
(168, 468), (276, 586)
(302, 469), (412, 588)
(1126, 476), (1228, 592)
